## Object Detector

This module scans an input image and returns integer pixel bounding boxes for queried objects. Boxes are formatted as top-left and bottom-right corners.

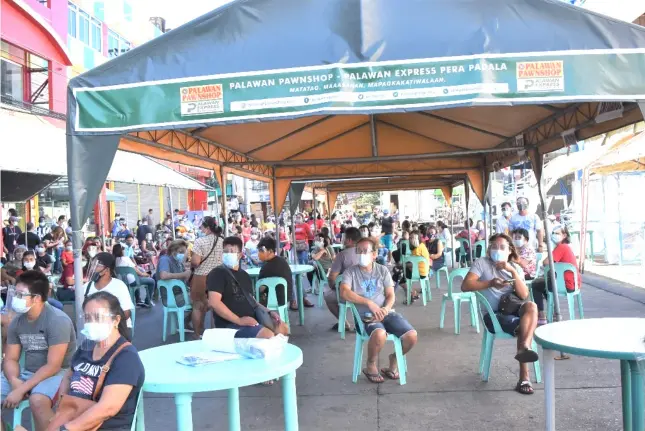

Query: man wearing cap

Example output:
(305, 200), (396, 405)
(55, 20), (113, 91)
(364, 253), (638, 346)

(3, 216), (23, 258)
(83, 252), (135, 339)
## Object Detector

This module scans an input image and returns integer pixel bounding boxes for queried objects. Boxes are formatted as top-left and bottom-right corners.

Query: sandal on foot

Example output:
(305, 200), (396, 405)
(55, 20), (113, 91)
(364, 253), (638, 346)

(515, 349), (539, 363)
(537, 318), (548, 326)
(515, 380), (534, 395)
(380, 368), (400, 380)
(362, 369), (384, 384)
(289, 301), (299, 311)
(303, 298), (315, 308)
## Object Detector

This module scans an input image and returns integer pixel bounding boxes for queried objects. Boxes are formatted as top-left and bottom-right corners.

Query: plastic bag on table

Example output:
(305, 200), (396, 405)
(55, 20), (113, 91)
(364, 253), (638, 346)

(234, 334), (289, 360)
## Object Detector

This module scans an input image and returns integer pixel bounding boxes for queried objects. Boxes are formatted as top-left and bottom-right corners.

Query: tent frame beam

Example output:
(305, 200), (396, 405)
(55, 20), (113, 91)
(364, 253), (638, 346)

(284, 121), (370, 160)
(370, 115), (378, 157)
(276, 168), (479, 181)
(377, 118), (475, 152)
(246, 115), (334, 156)
(417, 111), (510, 140)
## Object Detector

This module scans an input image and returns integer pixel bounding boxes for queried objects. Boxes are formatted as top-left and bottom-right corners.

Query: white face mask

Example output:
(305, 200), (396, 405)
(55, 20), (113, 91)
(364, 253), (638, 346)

(24, 261), (36, 270)
(251, 235), (258, 240)
(513, 239), (525, 248)
(88, 247), (97, 258)
(222, 252), (239, 268)
(36, 247), (46, 254)
(66, 246), (73, 251)
(502, 209), (511, 217)
(359, 253), (373, 267)
(314, 241), (324, 248)
(551, 233), (563, 244)
(82, 322), (112, 342)
(11, 297), (32, 314)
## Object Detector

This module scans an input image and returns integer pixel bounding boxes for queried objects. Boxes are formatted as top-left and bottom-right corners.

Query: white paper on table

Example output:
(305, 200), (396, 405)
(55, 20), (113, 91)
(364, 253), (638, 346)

(202, 328), (239, 353)
(177, 351), (243, 367)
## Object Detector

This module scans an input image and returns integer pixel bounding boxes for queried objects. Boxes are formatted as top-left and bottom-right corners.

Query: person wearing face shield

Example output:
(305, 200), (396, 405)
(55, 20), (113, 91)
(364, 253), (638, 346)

(340, 237), (417, 383)
(509, 197), (544, 252)
(83, 253), (135, 340)
(47, 291), (144, 430)
(527, 224), (580, 326)
(461, 233), (539, 395)
(496, 202), (513, 235)
(1, 271), (76, 430)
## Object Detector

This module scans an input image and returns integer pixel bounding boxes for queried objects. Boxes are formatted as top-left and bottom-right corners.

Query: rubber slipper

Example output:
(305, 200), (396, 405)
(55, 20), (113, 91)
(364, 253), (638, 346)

(515, 380), (534, 395)
(362, 369), (384, 384)
(380, 368), (400, 380)
(514, 349), (539, 363)
(303, 299), (315, 308)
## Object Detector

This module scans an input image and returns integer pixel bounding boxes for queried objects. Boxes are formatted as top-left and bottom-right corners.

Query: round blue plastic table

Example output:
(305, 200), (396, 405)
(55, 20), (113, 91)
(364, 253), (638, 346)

(247, 264), (314, 326)
(137, 341), (303, 431)
(535, 318), (645, 431)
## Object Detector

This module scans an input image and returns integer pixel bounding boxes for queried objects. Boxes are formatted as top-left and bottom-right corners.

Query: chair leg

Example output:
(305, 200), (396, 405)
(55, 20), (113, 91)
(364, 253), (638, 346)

(162, 309), (168, 342)
(426, 279), (432, 301)
(439, 297), (447, 329)
(576, 292), (584, 319)
(532, 340), (542, 383)
(546, 293), (553, 323)
(339, 304), (347, 340)
(479, 332), (488, 374)
(470, 299), (480, 333)
(318, 284), (325, 307)
(421, 281), (427, 306)
(482, 335), (495, 382)
(352, 338), (363, 383)
(567, 293), (576, 320)
(453, 299), (461, 335)
(435, 271), (441, 290)
(177, 311), (185, 342)
(393, 339), (406, 385)
(13, 402), (30, 431)
(406, 280), (411, 306)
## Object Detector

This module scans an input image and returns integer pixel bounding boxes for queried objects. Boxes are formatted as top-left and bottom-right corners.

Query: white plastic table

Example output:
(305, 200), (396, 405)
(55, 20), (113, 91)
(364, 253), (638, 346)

(138, 341), (303, 431)
(535, 318), (645, 431)
(247, 264), (314, 325)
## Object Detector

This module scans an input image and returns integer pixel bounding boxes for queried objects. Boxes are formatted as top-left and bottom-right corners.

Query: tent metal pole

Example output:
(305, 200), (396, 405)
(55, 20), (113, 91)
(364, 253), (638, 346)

(617, 174), (624, 266)
(536, 172), (563, 323)
(487, 172), (493, 241)
(312, 187), (317, 234)
(167, 186), (175, 240)
(450, 200), (455, 268)
(98, 192), (106, 246)
(220, 166), (228, 236)
(465, 178), (474, 264)
(290, 212), (297, 265)
(272, 172), (281, 256)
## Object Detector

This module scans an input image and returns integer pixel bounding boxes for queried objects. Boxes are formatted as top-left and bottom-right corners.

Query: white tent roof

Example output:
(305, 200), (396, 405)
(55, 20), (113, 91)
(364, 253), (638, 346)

(1, 105), (209, 190)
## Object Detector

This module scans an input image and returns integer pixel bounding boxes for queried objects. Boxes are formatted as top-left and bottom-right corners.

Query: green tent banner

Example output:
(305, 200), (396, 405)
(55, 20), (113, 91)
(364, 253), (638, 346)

(73, 49), (645, 132)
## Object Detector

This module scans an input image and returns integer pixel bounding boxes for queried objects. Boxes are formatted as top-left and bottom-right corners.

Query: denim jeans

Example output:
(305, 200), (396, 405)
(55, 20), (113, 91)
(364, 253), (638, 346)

(135, 277), (156, 303)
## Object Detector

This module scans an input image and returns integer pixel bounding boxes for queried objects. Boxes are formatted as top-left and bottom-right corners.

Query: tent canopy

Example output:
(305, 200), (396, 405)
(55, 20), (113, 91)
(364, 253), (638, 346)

(67, 0), (645, 233)
(591, 131), (645, 175)
(105, 189), (127, 203)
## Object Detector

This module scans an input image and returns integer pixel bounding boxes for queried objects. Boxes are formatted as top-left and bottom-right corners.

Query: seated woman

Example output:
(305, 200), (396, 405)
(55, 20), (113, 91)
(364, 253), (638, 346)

(461, 233), (539, 395)
(156, 240), (192, 326)
(47, 291), (145, 431)
(512, 228), (537, 281)
(529, 224), (580, 326)
(397, 230), (431, 304)
(476, 220), (487, 241)
(35, 241), (54, 275)
(306, 233), (336, 286)
(426, 225), (445, 272)
(244, 230), (261, 267)
(61, 239), (75, 289)
(113, 244), (155, 308)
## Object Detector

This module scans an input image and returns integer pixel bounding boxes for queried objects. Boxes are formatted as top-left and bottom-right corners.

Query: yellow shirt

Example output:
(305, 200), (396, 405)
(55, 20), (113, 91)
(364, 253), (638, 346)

(411, 243), (430, 277)
(263, 222), (276, 231)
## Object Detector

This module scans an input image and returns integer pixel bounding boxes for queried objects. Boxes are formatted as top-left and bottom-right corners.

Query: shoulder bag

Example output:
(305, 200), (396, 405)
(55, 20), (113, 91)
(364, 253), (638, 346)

(220, 266), (289, 336)
(46, 342), (132, 431)
(498, 291), (526, 316)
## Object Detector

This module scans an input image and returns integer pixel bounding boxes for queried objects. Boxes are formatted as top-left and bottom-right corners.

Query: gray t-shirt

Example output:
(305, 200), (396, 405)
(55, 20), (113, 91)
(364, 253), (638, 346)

(342, 263), (394, 316)
(7, 303), (77, 372)
(509, 213), (542, 249)
(468, 257), (523, 313)
(330, 246), (359, 275)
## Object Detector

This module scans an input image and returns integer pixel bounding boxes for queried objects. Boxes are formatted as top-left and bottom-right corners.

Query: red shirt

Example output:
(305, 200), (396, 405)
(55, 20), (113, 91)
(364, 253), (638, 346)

(552, 243), (581, 290)
(332, 220), (341, 235)
(316, 219), (324, 230)
(295, 223), (314, 241)
(242, 226), (252, 243)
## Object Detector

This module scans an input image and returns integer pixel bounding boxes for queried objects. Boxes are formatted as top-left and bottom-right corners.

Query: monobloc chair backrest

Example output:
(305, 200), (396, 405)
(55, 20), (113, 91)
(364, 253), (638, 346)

(335, 275), (344, 303)
(474, 240), (486, 258)
(256, 277), (288, 309)
(347, 302), (367, 337)
(447, 267), (470, 297)
(456, 238), (469, 254)
(157, 279), (190, 309)
(116, 266), (141, 286)
(474, 291), (505, 335)
(403, 255), (428, 281)
(398, 240), (410, 257)
(535, 252), (546, 278)
(313, 260), (327, 282)
(544, 262), (579, 294)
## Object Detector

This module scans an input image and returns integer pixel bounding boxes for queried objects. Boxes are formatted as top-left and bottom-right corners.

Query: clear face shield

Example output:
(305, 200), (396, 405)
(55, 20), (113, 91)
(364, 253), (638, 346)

(79, 307), (117, 350)
(86, 259), (108, 284)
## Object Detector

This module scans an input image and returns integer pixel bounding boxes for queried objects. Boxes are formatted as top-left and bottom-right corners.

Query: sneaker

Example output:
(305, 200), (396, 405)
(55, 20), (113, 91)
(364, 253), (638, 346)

(136, 301), (146, 307)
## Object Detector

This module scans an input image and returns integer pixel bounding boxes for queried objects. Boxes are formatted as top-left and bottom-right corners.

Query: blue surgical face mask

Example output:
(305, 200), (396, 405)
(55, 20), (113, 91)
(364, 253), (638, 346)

(175, 253), (185, 262)
(490, 249), (508, 262)
(222, 252), (239, 268)
(12, 297), (31, 314)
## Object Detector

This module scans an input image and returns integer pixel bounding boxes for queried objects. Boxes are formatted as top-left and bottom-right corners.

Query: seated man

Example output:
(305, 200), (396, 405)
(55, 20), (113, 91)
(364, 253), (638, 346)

(461, 233), (539, 395)
(340, 237), (418, 383)
(326, 227), (361, 330)
(208, 236), (285, 339)
(257, 237), (293, 307)
(1, 271), (77, 430)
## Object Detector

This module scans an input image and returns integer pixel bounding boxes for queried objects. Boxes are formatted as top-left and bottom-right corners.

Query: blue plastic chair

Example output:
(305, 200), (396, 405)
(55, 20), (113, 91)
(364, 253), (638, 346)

(115, 267), (141, 337)
(157, 279), (192, 342)
(256, 276), (290, 327)
(311, 260), (327, 307)
(347, 303), (408, 385)
(474, 292), (542, 383)
(335, 276), (348, 339)
(474, 240), (487, 259)
(456, 238), (470, 265)
(439, 268), (479, 334)
(398, 240), (411, 258)
(402, 255), (432, 306)
(131, 389), (144, 431)
(12, 353), (34, 431)
(544, 262), (584, 322)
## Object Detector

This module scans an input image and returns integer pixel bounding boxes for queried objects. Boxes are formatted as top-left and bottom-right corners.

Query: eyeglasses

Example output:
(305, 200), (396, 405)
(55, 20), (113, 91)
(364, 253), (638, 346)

(14, 291), (37, 300)
(356, 248), (374, 254)
(258, 246), (268, 253)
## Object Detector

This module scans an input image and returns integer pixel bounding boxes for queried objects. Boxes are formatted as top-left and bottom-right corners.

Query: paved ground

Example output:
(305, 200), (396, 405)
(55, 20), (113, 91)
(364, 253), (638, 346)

(7, 272), (639, 429)
(123, 271), (645, 431)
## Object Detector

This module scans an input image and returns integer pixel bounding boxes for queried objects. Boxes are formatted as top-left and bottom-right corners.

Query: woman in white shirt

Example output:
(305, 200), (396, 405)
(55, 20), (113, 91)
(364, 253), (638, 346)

(113, 244), (155, 308)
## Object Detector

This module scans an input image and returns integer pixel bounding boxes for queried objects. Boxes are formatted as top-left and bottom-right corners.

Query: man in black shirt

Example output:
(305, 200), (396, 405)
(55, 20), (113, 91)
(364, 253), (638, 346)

(17, 222), (41, 250)
(257, 237), (293, 306)
(136, 219), (153, 246)
(3, 216), (22, 256)
(380, 209), (395, 253)
(207, 236), (273, 339)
